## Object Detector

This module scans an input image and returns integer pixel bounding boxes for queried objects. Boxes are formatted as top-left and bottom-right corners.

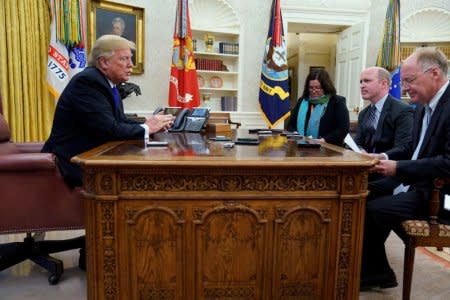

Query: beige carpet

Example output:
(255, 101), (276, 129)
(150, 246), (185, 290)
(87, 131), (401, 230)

(419, 247), (450, 268)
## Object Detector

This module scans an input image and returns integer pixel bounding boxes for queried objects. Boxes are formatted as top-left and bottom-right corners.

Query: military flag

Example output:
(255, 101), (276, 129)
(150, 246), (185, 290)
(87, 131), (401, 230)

(168, 0), (200, 108)
(259, 0), (290, 128)
(376, 0), (401, 99)
(47, 0), (87, 99)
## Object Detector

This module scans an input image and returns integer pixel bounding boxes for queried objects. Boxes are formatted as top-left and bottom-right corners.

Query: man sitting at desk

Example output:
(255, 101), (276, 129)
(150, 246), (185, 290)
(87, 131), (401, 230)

(355, 66), (413, 154)
(42, 34), (174, 188)
(360, 47), (450, 290)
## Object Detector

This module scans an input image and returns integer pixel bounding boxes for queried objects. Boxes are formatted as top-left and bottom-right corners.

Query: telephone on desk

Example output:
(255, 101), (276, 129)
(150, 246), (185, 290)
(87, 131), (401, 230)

(153, 107), (210, 132)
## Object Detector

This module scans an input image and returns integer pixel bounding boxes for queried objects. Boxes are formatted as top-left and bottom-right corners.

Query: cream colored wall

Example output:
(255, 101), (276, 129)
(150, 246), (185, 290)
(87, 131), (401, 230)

(118, 0), (371, 116)
(107, 0), (449, 121)
(109, 0), (272, 116)
(104, 0), (176, 115)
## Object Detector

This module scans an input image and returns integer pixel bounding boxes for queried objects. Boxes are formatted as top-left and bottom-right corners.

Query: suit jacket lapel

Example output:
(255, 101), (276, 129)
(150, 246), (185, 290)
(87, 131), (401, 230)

(412, 105), (424, 150)
(373, 96), (391, 143)
(418, 84), (450, 157)
(96, 68), (122, 120)
(360, 107), (373, 149)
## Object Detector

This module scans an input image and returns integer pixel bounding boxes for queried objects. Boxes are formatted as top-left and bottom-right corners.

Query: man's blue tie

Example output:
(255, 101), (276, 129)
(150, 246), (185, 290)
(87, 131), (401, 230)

(112, 86), (120, 108)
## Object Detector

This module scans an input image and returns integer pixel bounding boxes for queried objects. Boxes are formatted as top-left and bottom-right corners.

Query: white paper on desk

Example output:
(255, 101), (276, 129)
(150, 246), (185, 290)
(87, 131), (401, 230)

(444, 194), (450, 211)
(344, 134), (362, 153)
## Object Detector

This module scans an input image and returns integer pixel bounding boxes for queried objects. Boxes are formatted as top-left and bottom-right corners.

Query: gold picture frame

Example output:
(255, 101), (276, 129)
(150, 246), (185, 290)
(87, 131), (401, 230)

(88, 0), (144, 74)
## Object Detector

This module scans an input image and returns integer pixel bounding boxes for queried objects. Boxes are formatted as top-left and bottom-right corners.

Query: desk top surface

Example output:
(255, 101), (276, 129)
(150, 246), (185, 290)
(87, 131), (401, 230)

(72, 130), (374, 168)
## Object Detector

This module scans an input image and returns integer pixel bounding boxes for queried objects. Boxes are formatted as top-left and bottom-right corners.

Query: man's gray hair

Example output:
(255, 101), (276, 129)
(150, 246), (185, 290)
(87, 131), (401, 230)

(413, 47), (448, 75)
(87, 34), (135, 67)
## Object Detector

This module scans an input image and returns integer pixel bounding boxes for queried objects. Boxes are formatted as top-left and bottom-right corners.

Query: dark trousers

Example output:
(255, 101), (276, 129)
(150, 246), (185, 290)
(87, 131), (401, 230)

(361, 177), (426, 277)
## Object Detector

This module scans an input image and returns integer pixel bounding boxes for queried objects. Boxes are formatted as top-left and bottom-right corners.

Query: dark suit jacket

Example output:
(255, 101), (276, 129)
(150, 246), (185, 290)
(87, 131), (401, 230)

(386, 84), (450, 223)
(355, 96), (413, 153)
(287, 95), (349, 146)
(42, 67), (144, 187)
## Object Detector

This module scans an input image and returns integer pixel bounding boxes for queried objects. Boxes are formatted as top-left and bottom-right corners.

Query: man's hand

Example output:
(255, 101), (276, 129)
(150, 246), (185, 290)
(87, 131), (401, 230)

(373, 159), (397, 176)
(145, 113), (175, 133)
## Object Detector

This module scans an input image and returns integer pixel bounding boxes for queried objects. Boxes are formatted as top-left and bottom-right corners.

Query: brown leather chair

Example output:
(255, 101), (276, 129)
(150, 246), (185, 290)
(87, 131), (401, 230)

(400, 178), (450, 300)
(0, 112), (85, 284)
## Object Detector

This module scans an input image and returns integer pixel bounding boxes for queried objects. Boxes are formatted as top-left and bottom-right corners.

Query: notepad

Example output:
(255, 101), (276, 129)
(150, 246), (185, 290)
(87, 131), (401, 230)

(444, 194), (450, 211)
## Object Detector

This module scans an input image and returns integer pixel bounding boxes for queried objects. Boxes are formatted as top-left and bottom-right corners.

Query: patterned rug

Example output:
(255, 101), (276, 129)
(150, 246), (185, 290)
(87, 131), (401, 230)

(419, 247), (450, 268)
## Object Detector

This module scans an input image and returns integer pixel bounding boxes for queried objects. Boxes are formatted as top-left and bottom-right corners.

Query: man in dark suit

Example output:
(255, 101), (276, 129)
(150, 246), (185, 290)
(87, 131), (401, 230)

(42, 34), (175, 187)
(356, 66), (413, 154)
(360, 47), (450, 290)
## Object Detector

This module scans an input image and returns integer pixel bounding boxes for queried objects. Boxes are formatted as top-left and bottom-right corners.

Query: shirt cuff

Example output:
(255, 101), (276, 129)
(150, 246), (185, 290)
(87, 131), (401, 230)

(381, 152), (389, 160)
(140, 124), (150, 141)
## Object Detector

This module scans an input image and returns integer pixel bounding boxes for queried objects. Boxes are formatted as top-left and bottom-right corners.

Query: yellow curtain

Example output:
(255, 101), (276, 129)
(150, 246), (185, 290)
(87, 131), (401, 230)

(0, 0), (55, 142)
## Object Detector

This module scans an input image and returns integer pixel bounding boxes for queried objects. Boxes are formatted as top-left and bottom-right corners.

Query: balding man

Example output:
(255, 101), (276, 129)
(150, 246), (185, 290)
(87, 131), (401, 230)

(356, 66), (413, 154)
(42, 35), (174, 187)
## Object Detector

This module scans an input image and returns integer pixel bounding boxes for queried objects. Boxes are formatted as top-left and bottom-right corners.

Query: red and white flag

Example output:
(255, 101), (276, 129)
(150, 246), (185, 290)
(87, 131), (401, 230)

(168, 0), (200, 108)
(47, 0), (87, 99)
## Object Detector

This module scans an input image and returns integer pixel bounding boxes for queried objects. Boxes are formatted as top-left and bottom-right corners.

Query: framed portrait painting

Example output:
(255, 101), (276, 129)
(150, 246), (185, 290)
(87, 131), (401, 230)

(88, 0), (144, 74)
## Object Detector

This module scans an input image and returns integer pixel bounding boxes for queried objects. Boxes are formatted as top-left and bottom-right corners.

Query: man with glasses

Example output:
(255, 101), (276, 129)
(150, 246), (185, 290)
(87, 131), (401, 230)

(360, 47), (450, 290)
(356, 66), (413, 155)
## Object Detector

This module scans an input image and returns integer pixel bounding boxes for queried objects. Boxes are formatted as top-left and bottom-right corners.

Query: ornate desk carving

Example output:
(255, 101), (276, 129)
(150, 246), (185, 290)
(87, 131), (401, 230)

(73, 133), (374, 300)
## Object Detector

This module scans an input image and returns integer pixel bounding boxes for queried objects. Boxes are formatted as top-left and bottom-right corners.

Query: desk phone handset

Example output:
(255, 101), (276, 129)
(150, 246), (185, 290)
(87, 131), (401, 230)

(153, 107), (209, 132)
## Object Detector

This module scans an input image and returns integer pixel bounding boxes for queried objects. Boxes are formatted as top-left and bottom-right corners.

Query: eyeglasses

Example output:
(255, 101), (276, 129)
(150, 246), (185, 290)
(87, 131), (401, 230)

(308, 86), (323, 91)
(400, 67), (433, 88)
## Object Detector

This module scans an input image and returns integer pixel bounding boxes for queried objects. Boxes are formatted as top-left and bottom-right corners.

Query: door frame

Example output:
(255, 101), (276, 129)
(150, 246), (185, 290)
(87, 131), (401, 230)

(282, 6), (370, 119)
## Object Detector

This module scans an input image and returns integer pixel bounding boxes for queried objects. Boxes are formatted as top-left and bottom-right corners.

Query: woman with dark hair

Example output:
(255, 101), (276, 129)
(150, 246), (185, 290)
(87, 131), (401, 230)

(287, 69), (349, 146)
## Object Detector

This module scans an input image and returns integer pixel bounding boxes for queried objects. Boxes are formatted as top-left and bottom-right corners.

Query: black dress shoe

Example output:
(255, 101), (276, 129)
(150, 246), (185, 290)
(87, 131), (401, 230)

(360, 271), (398, 291)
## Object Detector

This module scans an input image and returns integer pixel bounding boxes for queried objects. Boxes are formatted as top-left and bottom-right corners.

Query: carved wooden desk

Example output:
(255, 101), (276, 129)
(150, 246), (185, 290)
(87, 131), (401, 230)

(73, 132), (374, 300)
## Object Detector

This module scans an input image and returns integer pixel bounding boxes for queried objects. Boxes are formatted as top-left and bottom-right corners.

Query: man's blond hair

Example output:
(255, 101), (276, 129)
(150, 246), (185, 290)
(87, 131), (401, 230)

(87, 34), (135, 67)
